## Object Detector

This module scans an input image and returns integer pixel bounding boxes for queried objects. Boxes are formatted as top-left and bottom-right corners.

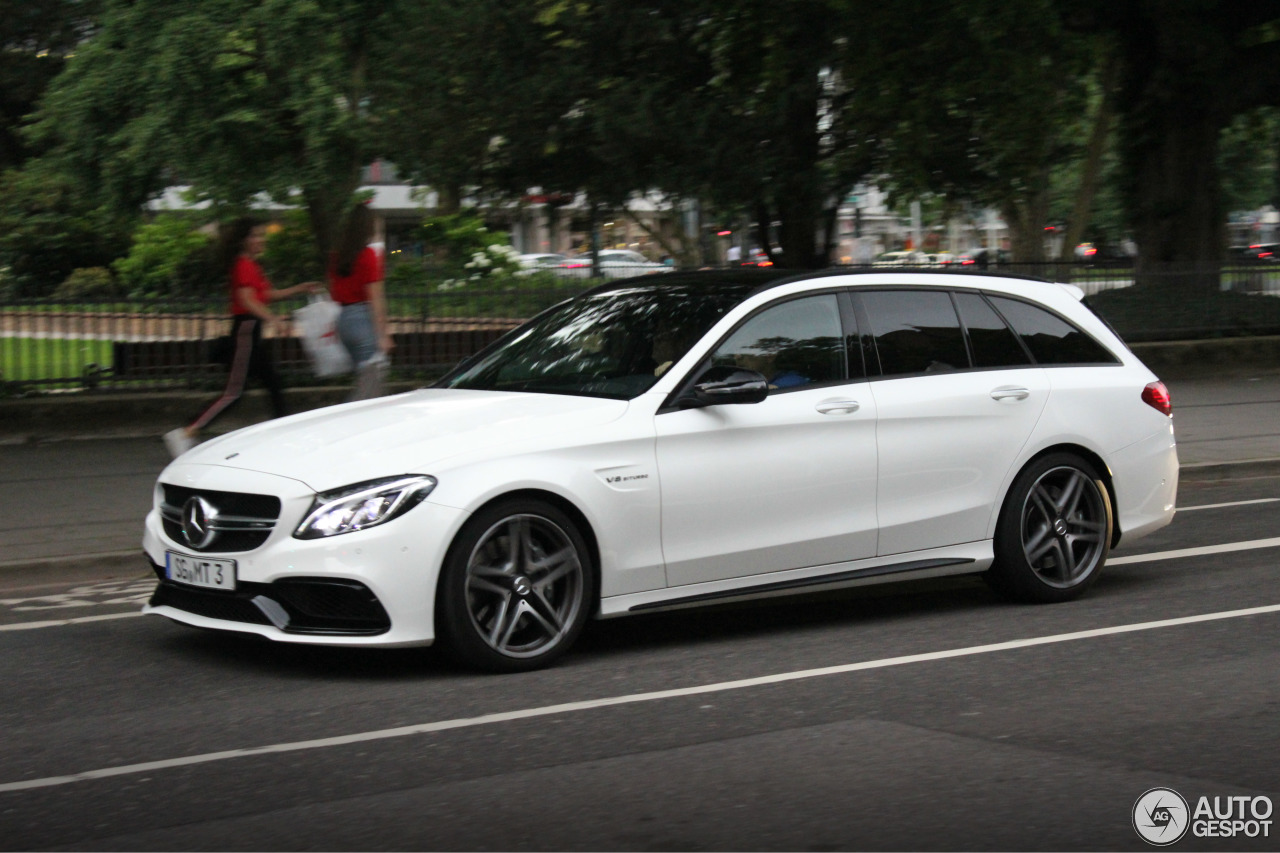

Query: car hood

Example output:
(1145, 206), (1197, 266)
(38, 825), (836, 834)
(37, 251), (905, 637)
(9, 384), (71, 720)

(179, 389), (630, 491)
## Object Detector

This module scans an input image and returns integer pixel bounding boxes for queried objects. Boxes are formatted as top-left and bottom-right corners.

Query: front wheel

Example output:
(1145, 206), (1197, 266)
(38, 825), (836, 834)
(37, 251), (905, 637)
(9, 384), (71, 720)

(988, 453), (1113, 603)
(437, 498), (595, 672)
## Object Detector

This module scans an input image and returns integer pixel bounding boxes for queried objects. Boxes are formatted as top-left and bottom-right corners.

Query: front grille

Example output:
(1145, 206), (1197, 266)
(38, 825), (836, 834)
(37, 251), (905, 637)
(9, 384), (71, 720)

(149, 566), (391, 636)
(160, 484), (281, 553)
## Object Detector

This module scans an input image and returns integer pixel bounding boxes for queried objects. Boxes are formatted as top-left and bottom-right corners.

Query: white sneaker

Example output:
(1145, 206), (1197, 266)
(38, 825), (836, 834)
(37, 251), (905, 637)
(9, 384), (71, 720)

(163, 428), (195, 458)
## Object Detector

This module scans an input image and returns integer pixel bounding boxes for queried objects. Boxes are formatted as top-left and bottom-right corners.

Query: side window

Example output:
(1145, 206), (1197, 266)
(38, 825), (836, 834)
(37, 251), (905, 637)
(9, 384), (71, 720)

(712, 294), (846, 390)
(988, 296), (1119, 365)
(954, 292), (1031, 368)
(860, 290), (969, 377)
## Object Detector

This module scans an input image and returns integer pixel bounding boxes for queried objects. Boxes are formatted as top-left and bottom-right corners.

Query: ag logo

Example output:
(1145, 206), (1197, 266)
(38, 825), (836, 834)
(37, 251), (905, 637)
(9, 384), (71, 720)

(1134, 787), (1190, 846)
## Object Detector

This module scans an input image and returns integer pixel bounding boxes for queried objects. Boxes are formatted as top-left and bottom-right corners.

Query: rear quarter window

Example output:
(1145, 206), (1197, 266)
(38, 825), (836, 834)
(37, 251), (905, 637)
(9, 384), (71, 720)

(954, 292), (1031, 368)
(988, 295), (1119, 365)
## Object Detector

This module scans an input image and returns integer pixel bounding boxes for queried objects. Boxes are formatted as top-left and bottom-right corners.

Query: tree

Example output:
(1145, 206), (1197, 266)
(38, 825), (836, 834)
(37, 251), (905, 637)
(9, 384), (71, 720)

(1073, 2), (1280, 284)
(842, 0), (1099, 263)
(0, 161), (134, 296)
(375, 0), (547, 216)
(0, 0), (97, 173)
(1219, 107), (1280, 216)
(29, 0), (400, 264)
(483, 0), (875, 270)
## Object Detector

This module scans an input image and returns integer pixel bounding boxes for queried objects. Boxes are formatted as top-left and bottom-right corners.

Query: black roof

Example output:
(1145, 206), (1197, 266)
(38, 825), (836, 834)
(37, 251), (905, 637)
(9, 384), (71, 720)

(582, 266), (1058, 301)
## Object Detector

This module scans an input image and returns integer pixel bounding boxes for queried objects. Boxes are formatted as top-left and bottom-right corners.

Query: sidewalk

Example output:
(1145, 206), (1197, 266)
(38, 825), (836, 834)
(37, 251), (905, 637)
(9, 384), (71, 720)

(1, 374), (1278, 580)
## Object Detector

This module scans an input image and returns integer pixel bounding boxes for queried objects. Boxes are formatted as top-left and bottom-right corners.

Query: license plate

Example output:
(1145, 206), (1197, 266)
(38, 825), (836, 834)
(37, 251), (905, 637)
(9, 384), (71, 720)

(165, 552), (236, 591)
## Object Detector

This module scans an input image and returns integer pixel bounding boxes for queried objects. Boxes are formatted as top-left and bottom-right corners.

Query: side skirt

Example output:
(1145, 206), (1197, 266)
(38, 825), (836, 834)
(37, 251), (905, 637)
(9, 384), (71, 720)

(598, 542), (992, 618)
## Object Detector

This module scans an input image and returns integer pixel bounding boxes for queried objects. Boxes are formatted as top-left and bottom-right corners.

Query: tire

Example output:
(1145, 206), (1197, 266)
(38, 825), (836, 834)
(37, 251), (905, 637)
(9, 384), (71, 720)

(987, 453), (1113, 603)
(437, 498), (595, 672)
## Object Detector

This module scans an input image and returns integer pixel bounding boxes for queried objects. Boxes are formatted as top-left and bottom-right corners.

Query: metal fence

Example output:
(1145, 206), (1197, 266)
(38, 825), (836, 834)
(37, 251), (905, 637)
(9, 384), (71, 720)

(3, 261), (1279, 395)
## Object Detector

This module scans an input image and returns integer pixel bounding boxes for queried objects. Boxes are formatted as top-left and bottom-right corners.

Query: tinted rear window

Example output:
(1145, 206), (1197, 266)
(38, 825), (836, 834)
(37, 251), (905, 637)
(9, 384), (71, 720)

(954, 292), (1031, 368)
(861, 290), (969, 376)
(988, 296), (1118, 365)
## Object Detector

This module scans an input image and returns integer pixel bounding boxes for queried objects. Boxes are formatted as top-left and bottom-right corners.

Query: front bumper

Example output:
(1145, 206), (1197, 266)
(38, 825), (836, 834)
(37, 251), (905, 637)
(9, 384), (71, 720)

(142, 464), (469, 647)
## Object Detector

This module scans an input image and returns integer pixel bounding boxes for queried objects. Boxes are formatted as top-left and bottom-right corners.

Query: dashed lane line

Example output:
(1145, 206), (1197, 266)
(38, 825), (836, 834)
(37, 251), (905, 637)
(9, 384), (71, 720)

(1, 602), (1277, 794)
(1177, 497), (1280, 512)
(1109, 536), (1280, 565)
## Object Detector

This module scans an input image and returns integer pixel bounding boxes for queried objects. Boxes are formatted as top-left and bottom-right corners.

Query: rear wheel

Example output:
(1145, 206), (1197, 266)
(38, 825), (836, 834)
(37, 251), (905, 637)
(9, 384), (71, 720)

(437, 498), (594, 672)
(988, 453), (1112, 603)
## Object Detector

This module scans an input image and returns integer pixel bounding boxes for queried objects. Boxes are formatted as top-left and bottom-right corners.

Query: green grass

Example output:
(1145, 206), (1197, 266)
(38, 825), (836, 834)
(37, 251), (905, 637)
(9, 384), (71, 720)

(0, 337), (115, 383)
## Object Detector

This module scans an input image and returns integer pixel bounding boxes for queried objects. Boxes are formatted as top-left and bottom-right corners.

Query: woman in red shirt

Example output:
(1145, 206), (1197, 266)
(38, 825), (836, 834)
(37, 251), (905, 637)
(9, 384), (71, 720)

(329, 203), (393, 400)
(164, 218), (315, 457)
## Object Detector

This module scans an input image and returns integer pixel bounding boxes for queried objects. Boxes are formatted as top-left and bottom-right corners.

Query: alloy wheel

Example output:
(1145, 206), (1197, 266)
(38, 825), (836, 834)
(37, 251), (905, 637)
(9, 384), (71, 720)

(1019, 465), (1108, 588)
(463, 513), (586, 659)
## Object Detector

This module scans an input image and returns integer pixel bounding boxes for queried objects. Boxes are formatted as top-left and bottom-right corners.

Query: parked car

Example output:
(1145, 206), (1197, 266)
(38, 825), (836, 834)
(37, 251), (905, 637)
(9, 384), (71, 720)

(955, 248), (1011, 269)
(872, 250), (929, 267)
(517, 252), (568, 270)
(144, 268), (1178, 671)
(739, 247), (777, 267)
(1233, 244), (1278, 263)
(555, 249), (670, 279)
(596, 249), (671, 278)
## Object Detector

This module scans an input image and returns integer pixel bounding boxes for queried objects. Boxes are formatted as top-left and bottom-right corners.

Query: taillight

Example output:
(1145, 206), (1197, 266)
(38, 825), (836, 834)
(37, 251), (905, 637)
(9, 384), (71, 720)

(1142, 381), (1172, 416)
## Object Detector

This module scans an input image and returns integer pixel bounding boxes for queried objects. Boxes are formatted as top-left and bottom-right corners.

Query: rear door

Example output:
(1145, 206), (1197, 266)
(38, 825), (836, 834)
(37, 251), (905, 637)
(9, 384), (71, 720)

(855, 288), (1049, 556)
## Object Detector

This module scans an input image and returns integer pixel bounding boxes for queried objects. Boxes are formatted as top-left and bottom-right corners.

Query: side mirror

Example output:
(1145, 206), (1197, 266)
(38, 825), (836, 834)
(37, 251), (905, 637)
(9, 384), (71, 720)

(678, 365), (769, 409)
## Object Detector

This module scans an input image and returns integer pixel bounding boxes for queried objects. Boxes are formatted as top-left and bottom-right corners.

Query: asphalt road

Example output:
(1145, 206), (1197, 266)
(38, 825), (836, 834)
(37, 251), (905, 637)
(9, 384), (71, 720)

(1, 475), (1278, 850)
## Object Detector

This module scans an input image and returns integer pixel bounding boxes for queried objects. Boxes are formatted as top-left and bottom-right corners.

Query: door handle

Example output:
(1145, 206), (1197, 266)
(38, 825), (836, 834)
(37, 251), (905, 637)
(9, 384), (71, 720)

(990, 386), (1030, 401)
(815, 399), (861, 415)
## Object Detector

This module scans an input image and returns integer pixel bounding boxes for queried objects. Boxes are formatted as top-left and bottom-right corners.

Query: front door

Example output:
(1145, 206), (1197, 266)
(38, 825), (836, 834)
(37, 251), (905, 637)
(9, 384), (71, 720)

(656, 293), (879, 587)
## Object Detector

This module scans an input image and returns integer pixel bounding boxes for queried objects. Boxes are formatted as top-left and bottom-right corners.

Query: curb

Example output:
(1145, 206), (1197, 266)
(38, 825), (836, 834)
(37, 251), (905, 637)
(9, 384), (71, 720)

(3, 458), (1277, 578)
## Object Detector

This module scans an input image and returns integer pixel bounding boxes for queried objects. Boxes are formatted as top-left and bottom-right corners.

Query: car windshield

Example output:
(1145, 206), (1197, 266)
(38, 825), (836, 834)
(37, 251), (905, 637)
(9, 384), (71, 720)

(439, 282), (756, 399)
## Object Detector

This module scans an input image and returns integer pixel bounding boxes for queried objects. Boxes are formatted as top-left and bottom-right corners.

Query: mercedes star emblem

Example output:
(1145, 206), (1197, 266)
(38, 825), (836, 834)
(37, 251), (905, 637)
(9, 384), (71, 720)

(181, 496), (219, 549)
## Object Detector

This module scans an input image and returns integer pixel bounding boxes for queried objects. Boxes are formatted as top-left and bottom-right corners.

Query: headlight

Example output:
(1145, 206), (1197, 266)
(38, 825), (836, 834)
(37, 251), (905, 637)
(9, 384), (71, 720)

(294, 475), (437, 539)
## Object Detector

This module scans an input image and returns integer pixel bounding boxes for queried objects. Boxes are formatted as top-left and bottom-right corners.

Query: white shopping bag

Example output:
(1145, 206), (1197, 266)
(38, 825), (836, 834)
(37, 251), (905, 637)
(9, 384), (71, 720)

(293, 296), (353, 377)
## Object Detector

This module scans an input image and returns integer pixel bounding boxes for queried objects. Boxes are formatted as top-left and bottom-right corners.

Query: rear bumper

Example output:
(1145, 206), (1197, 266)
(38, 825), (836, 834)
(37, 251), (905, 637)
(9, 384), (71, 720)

(1110, 422), (1179, 545)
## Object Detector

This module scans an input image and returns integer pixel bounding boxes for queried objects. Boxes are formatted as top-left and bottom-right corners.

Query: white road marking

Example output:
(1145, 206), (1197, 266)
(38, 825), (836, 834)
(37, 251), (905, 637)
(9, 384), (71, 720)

(0, 580), (154, 611)
(1177, 498), (1280, 512)
(1, 602), (1278, 793)
(1110, 536), (1280, 565)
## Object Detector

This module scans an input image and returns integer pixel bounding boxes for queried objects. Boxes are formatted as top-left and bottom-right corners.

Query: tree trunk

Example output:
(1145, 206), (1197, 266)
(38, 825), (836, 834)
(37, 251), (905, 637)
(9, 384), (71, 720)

(1125, 105), (1224, 292)
(1060, 54), (1118, 262)
(1115, 29), (1230, 294)
(587, 200), (601, 277)
(1004, 186), (1050, 268)
(755, 199), (772, 264)
(437, 184), (462, 216)
(621, 205), (683, 262)
(772, 58), (825, 269)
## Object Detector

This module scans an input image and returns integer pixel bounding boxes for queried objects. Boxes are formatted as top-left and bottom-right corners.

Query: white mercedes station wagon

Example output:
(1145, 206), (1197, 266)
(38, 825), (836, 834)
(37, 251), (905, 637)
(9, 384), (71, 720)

(143, 269), (1178, 671)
